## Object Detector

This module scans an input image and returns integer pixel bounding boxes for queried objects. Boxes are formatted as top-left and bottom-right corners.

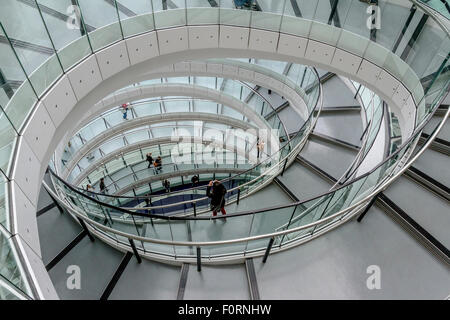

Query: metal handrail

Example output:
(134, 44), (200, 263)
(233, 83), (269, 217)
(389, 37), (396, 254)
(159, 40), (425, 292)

(329, 81), (376, 189)
(68, 79), (286, 187)
(73, 132), (256, 188)
(45, 103), (450, 249)
(1, 0), (448, 300)
(49, 88), (448, 222)
(55, 70), (322, 206)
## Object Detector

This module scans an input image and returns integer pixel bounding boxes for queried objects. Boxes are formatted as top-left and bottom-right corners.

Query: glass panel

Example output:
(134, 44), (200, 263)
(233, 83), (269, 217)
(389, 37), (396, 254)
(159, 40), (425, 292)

(77, 0), (123, 51)
(36, 0), (92, 71)
(117, 0), (155, 38)
(0, 230), (31, 298)
(187, 2), (219, 25)
(0, 111), (17, 175)
(153, 0), (186, 29)
(0, 1), (62, 96)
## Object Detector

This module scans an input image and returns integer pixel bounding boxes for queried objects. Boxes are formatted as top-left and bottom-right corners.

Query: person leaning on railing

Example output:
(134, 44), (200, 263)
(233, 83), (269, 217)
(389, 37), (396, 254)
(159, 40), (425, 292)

(207, 180), (227, 220)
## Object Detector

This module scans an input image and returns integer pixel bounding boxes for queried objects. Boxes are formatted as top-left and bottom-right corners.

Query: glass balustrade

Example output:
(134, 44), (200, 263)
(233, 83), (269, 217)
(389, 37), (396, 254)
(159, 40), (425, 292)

(75, 141), (253, 193)
(64, 120), (257, 182)
(47, 0), (448, 260)
(57, 62), (310, 172)
(333, 80), (386, 185)
(50, 92), (447, 259)
(50, 70), (320, 230)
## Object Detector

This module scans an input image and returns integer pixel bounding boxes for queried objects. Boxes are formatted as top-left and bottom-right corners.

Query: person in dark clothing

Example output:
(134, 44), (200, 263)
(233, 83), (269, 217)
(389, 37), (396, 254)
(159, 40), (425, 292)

(191, 175), (199, 187)
(144, 194), (151, 214)
(206, 180), (227, 219)
(163, 179), (171, 193)
(146, 152), (154, 168)
(154, 156), (162, 173)
(99, 178), (107, 194)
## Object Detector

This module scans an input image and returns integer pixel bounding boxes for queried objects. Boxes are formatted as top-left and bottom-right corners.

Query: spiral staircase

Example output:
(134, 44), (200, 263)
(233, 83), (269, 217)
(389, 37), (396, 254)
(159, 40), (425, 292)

(0, 0), (449, 300)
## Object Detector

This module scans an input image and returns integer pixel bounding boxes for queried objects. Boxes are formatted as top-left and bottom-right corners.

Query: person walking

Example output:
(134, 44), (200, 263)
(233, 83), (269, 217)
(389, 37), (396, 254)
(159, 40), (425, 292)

(99, 178), (107, 194)
(146, 152), (154, 169)
(121, 103), (129, 120)
(206, 180), (227, 220)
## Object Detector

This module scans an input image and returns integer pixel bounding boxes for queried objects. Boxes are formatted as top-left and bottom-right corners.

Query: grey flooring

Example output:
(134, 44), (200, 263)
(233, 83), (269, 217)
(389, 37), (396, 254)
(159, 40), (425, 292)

(278, 161), (332, 201)
(383, 176), (450, 248)
(254, 206), (450, 299)
(276, 105), (305, 134)
(48, 237), (123, 300)
(322, 77), (359, 108)
(109, 258), (181, 300)
(300, 137), (358, 180)
(422, 115), (449, 142)
(314, 111), (363, 147)
(37, 207), (83, 265)
(37, 187), (54, 212)
(226, 183), (292, 214)
(184, 264), (250, 300)
(412, 148), (450, 188)
(36, 182), (84, 267)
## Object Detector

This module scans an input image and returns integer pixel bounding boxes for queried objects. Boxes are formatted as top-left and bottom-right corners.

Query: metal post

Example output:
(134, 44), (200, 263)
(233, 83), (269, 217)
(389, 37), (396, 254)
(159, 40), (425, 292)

(196, 247), (201, 272)
(193, 202), (197, 217)
(77, 218), (95, 242)
(129, 239), (142, 263)
(357, 193), (379, 223)
(262, 238), (275, 263)
(237, 189), (241, 205)
(281, 158), (288, 176)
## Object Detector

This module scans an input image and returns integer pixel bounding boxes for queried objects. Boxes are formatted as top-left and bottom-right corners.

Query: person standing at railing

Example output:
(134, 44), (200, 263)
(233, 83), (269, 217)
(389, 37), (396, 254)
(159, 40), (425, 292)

(163, 179), (171, 193)
(99, 178), (107, 194)
(207, 180), (227, 220)
(121, 103), (130, 120)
